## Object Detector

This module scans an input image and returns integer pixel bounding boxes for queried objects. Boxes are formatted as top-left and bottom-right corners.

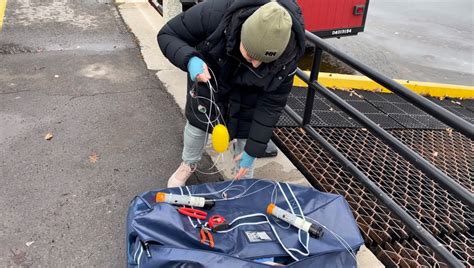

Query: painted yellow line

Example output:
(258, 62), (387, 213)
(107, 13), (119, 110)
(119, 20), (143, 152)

(0, 0), (6, 32)
(294, 72), (474, 99)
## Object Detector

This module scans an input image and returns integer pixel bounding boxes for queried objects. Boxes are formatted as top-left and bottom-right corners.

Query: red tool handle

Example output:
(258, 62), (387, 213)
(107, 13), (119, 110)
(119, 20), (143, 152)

(208, 215), (225, 228)
(178, 208), (207, 220)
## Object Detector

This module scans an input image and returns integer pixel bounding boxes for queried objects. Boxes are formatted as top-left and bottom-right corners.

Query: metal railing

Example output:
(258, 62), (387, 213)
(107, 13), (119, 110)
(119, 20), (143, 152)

(284, 30), (473, 267)
(304, 31), (474, 139)
(149, 0), (163, 15)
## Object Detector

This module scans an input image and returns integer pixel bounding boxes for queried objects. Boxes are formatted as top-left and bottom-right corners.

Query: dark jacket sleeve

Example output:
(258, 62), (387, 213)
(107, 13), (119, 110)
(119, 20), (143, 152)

(244, 75), (294, 157)
(157, 2), (213, 71)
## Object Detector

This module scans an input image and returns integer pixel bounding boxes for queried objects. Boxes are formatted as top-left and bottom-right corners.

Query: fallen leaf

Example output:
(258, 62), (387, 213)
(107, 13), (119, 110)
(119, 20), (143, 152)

(25, 241), (34, 247)
(44, 133), (53, 140)
(10, 249), (27, 265)
(89, 152), (99, 163)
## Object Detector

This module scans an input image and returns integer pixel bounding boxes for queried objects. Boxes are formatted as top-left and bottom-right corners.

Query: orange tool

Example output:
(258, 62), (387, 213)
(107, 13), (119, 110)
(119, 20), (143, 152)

(200, 227), (214, 248)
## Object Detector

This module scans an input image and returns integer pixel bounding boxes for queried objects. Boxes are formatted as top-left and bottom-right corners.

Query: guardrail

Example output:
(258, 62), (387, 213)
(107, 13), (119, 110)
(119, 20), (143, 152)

(303, 31), (474, 139)
(285, 30), (473, 267)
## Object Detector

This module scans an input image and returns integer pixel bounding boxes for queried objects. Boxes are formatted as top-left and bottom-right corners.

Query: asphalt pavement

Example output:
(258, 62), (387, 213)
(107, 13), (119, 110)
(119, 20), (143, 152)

(324, 0), (474, 86)
(0, 0), (220, 266)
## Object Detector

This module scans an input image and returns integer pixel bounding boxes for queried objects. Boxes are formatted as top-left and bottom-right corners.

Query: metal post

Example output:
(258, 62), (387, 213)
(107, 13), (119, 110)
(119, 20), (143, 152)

(283, 105), (465, 268)
(148, 0), (163, 15)
(296, 69), (474, 207)
(302, 47), (323, 126)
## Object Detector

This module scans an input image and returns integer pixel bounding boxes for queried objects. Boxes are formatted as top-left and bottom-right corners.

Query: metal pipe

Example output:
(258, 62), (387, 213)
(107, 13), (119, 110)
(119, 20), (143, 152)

(302, 47), (323, 125)
(283, 106), (465, 268)
(296, 69), (474, 207)
(304, 31), (474, 139)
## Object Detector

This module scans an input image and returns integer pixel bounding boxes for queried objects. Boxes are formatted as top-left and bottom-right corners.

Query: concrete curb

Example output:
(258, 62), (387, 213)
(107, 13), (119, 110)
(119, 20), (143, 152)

(294, 72), (474, 99)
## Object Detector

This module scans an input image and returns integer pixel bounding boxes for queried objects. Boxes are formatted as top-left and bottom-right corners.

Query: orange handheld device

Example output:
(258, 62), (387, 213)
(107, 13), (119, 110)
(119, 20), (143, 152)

(156, 192), (215, 209)
(267, 203), (323, 239)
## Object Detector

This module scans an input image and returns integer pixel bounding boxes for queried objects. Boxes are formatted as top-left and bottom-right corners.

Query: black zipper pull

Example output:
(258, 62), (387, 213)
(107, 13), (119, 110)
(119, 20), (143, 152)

(143, 242), (152, 258)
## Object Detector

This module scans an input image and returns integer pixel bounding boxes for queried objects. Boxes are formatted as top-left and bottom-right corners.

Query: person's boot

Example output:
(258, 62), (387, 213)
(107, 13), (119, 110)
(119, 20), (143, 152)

(261, 140), (278, 158)
(167, 162), (196, 188)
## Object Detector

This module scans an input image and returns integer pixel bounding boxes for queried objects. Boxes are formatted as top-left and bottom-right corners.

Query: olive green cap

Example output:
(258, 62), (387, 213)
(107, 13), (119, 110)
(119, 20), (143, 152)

(241, 1), (292, 63)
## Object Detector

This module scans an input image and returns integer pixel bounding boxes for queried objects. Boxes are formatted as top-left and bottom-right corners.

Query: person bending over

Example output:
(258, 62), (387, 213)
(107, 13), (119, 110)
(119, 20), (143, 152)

(158, 0), (306, 187)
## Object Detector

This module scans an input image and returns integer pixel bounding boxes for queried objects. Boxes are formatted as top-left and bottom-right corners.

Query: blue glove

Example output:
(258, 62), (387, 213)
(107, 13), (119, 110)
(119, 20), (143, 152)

(187, 56), (204, 81)
(239, 151), (255, 169)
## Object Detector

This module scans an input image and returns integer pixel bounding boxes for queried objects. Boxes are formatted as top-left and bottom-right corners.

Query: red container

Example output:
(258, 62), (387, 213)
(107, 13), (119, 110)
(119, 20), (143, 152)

(297, 0), (370, 38)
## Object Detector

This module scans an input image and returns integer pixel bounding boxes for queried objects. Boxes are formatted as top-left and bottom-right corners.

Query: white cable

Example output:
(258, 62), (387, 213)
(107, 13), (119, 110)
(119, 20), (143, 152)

(188, 179), (270, 199)
(133, 243), (142, 262)
(212, 184), (308, 260)
(306, 217), (358, 263)
(136, 245), (143, 267)
(189, 81), (226, 158)
(223, 213), (266, 226)
(270, 185), (292, 230)
(178, 187), (199, 228)
(187, 179), (237, 197)
(274, 183), (310, 257)
(196, 153), (227, 175)
(217, 213), (301, 261)
(207, 67), (219, 93)
(185, 186), (203, 225)
(190, 100), (217, 125)
(285, 183), (310, 254)
(277, 182), (296, 215)
(210, 181), (276, 202)
(271, 184), (278, 204)
(217, 221), (269, 233)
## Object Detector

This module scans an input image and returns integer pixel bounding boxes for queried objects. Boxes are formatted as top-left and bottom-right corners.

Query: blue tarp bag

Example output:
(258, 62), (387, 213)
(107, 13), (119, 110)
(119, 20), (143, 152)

(126, 179), (364, 267)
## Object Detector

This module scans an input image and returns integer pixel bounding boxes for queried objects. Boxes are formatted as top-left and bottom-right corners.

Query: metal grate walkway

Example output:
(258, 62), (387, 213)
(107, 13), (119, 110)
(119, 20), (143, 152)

(274, 88), (473, 267)
(278, 88), (474, 129)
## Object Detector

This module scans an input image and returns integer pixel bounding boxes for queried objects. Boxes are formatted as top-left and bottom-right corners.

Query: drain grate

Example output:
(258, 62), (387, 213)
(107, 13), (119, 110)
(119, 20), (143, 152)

(274, 127), (473, 267)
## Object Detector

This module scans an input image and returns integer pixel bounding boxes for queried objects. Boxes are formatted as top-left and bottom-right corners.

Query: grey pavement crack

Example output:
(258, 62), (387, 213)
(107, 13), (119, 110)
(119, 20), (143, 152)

(66, 87), (159, 101)
(0, 89), (43, 95)
(0, 87), (159, 99)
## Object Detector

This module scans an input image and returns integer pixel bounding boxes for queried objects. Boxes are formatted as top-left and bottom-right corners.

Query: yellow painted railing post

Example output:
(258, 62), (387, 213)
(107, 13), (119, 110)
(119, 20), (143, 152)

(0, 0), (7, 32)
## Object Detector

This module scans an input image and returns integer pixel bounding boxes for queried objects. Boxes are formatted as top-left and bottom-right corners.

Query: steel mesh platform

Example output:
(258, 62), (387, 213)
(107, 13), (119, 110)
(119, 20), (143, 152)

(278, 88), (474, 129)
(273, 127), (473, 267)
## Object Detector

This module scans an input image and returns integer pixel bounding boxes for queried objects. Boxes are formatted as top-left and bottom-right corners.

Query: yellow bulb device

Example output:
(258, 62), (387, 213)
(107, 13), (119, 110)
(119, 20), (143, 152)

(212, 124), (229, 153)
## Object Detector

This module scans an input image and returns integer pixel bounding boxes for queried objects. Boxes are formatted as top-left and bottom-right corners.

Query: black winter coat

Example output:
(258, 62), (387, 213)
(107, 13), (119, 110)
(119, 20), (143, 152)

(158, 0), (306, 157)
